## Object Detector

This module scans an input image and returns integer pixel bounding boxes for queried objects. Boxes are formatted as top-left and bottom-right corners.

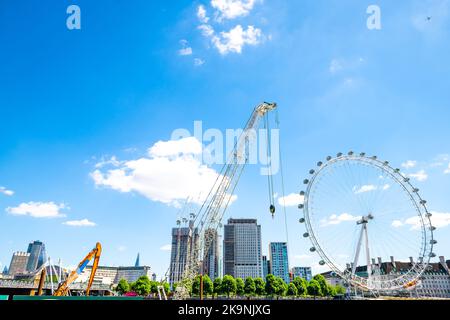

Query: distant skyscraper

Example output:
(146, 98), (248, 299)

(262, 255), (270, 279)
(169, 220), (199, 288)
(224, 218), (263, 279)
(269, 242), (290, 284)
(8, 252), (30, 275)
(135, 253), (140, 267)
(2, 266), (8, 274)
(26, 240), (46, 272)
(292, 266), (312, 281)
(203, 228), (219, 281)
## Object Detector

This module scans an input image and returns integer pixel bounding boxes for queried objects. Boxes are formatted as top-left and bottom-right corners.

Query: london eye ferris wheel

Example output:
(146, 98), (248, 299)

(299, 152), (436, 292)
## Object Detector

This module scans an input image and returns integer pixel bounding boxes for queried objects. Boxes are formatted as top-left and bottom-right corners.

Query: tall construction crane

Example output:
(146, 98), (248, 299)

(53, 242), (102, 296)
(174, 102), (277, 299)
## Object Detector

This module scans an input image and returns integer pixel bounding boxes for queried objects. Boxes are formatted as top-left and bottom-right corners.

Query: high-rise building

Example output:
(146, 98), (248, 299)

(26, 240), (46, 272)
(169, 221), (199, 288)
(203, 228), (219, 281)
(292, 266), (312, 281)
(2, 266), (8, 274)
(8, 252), (30, 275)
(224, 218), (263, 279)
(262, 255), (270, 279)
(135, 253), (140, 267)
(269, 242), (290, 284)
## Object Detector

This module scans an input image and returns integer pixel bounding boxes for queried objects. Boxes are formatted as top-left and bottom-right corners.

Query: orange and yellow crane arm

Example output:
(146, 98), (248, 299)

(54, 242), (102, 296)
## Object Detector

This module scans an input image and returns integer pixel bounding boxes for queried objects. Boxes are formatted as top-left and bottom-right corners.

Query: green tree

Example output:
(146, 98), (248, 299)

(236, 278), (245, 296)
(287, 283), (298, 297)
(116, 278), (130, 295)
(191, 275), (202, 296)
(244, 277), (256, 296)
(202, 275), (214, 297)
(327, 284), (337, 297)
(265, 274), (277, 296)
(254, 278), (265, 296)
(213, 278), (222, 298)
(292, 277), (308, 296)
(221, 275), (237, 298)
(335, 285), (346, 295)
(307, 279), (322, 297)
(275, 277), (288, 296)
(313, 274), (329, 296)
(132, 275), (151, 296)
(162, 282), (170, 295)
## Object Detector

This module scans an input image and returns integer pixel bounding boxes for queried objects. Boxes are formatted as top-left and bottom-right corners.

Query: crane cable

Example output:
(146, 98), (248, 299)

(264, 113), (275, 217)
(275, 109), (290, 248)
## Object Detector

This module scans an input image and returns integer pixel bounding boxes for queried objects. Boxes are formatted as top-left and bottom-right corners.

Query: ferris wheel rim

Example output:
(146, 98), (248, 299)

(300, 152), (436, 291)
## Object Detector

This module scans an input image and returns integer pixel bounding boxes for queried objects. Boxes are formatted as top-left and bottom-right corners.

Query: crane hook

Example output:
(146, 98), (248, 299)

(270, 204), (276, 218)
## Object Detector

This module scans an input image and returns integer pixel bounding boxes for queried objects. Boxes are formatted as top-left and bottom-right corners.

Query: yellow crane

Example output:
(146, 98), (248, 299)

(53, 242), (102, 296)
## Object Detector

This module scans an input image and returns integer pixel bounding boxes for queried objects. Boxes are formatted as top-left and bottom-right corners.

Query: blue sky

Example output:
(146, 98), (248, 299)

(1, 0), (450, 278)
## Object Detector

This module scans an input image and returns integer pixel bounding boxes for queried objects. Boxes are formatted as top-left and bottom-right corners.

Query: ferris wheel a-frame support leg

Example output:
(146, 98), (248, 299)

(351, 215), (373, 286)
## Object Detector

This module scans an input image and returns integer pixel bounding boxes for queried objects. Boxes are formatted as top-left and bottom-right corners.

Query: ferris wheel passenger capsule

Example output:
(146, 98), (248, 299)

(303, 233), (309, 238)
(371, 156), (378, 160)
(319, 260), (326, 266)
(303, 179), (309, 184)
(420, 200), (427, 205)
(430, 226), (436, 231)
(310, 247), (316, 252)
(360, 152), (366, 157)
(326, 156), (332, 161)
(384, 161), (389, 166)
(426, 212), (432, 218)
(394, 168), (400, 173)
(430, 253), (436, 258)
(309, 169), (315, 175)
(298, 204), (304, 209)
(348, 151), (354, 156)
(317, 161), (323, 167)
(430, 240), (437, 245)
(299, 218), (305, 223)
(299, 191), (305, 196)
(337, 152), (343, 157)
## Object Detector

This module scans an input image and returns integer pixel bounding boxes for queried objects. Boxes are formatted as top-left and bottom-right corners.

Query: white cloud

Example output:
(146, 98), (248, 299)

(194, 58), (205, 66)
(63, 219), (96, 227)
(409, 170), (428, 182)
(444, 163), (450, 174)
(278, 193), (304, 207)
(329, 59), (343, 74)
(178, 39), (193, 56)
(394, 211), (450, 230)
(197, 5), (210, 23)
(211, 25), (263, 55)
(117, 245), (127, 252)
(320, 213), (360, 227)
(95, 156), (122, 169)
(149, 137), (202, 157)
(353, 184), (377, 194)
(6, 201), (67, 218)
(91, 137), (236, 207)
(160, 244), (172, 251)
(198, 24), (215, 37)
(211, 0), (259, 21)
(0, 187), (14, 196)
(179, 47), (193, 56)
(401, 160), (417, 169)
(392, 220), (404, 228)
